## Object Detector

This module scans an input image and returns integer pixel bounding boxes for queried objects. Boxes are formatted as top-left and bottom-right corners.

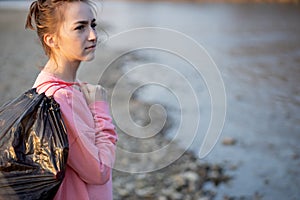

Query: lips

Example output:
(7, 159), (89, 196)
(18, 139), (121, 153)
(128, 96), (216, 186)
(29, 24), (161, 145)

(85, 44), (96, 50)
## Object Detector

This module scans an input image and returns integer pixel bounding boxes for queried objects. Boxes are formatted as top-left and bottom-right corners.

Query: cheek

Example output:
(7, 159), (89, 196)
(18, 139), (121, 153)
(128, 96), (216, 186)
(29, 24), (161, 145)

(58, 31), (87, 54)
(63, 38), (84, 53)
(73, 36), (86, 49)
(60, 33), (82, 46)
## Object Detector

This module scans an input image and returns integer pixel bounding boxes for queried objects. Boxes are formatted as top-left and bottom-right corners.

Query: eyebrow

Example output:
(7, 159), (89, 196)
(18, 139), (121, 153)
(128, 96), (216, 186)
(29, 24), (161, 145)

(74, 18), (96, 25)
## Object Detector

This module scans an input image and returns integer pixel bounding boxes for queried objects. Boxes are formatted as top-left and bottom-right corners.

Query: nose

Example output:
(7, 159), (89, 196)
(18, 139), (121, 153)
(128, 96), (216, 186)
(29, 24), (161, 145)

(88, 27), (97, 42)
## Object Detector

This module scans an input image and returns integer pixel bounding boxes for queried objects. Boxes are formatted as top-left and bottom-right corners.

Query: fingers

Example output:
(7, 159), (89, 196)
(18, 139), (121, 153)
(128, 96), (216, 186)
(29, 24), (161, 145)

(97, 85), (108, 102)
(80, 83), (107, 104)
(80, 82), (89, 94)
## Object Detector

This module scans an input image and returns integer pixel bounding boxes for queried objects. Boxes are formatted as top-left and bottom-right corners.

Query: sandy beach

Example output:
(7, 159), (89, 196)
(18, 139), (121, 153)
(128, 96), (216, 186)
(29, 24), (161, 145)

(1, 1), (300, 200)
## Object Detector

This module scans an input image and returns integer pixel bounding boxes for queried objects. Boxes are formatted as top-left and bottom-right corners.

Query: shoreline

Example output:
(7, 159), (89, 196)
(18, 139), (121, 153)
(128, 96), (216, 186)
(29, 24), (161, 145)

(1, 2), (300, 199)
(0, 7), (234, 200)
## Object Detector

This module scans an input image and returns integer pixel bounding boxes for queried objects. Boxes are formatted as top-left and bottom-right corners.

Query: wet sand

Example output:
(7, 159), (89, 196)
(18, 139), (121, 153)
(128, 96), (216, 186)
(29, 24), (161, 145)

(96, 2), (300, 199)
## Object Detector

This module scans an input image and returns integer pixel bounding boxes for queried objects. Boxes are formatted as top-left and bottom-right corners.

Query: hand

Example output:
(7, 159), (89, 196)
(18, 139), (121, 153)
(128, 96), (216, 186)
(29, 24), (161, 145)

(80, 83), (107, 105)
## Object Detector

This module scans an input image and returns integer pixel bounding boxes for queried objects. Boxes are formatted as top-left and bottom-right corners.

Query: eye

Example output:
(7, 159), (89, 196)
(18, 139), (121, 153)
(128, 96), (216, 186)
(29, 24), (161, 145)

(75, 25), (85, 31)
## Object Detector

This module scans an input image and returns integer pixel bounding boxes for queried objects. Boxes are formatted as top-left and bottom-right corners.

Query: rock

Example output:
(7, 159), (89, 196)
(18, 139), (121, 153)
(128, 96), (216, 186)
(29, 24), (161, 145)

(170, 191), (184, 200)
(229, 164), (238, 170)
(124, 182), (135, 191)
(208, 165), (231, 186)
(117, 188), (130, 197)
(182, 171), (200, 191)
(135, 187), (155, 197)
(182, 171), (199, 182)
(109, 63), (231, 199)
(158, 196), (168, 200)
(222, 137), (237, 146)
(171, 174), (187, 189)
(161, 188), (174, 196)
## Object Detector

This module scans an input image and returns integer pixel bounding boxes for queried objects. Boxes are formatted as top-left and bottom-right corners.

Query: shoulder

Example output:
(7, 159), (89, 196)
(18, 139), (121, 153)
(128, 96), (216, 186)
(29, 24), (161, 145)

(33, 71), (75, 103)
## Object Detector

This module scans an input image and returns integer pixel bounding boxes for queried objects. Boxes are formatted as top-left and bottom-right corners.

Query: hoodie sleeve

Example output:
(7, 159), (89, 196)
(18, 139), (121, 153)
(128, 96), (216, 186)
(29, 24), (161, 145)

(54, 89), (117, 185)
(89, 101), (118, 168)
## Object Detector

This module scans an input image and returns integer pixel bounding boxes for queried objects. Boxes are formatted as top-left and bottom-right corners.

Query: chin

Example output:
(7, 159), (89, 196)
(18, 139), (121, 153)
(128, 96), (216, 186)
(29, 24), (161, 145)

(84, 54), (96, 62)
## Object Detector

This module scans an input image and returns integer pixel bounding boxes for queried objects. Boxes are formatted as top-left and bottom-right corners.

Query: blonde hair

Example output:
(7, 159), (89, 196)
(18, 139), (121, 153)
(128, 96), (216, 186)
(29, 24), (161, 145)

(25, 0), (95, 58)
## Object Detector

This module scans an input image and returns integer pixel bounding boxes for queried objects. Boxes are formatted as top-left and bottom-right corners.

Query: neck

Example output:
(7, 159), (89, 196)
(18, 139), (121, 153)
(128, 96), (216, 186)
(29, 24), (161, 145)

(43, 57), (81, 82)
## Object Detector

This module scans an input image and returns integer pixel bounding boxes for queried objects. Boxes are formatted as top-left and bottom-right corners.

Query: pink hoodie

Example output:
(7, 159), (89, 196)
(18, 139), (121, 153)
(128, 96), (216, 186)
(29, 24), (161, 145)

(33, 71), (117, 200)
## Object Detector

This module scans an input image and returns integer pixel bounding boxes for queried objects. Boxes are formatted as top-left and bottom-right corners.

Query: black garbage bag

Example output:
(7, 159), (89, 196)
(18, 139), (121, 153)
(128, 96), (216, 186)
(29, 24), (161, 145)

(0, 88), (69, 200)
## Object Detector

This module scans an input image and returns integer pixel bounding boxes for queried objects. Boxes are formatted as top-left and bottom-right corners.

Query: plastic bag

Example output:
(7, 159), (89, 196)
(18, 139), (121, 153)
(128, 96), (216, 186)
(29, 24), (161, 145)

(0, 87), (69, 200)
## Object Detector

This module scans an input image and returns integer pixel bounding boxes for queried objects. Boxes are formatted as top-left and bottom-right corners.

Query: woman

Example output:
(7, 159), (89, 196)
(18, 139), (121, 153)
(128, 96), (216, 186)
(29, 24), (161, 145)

(26, 0), (117, 199)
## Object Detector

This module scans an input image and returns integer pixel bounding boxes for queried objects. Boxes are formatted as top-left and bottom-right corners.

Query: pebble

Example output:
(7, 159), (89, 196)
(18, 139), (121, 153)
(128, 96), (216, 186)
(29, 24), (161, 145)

(222, 137), (237, 146)
(113, 153), (230, 199)
(158, 196), (168, 200)
(106, 68), (231, 199)
(135, 187), (155, 196)
(182, 171), (199, 182)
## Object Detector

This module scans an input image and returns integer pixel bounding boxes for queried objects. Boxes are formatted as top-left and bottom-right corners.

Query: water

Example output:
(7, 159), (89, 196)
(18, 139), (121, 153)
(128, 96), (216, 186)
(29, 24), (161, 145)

(97, 2), (300, 199)
(1, 1), (299, 199)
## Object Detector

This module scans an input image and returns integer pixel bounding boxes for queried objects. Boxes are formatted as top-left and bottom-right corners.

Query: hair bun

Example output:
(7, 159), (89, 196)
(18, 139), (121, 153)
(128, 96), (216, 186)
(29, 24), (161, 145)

(25, 1), (38, 30)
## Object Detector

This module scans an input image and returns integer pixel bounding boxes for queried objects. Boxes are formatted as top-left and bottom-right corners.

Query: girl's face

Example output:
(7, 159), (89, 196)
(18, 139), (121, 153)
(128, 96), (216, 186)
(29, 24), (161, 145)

(55, 2), (97, 62)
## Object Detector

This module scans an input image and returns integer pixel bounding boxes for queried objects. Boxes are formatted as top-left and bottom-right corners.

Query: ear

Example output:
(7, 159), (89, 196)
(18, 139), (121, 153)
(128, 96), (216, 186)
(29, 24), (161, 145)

(44, 33), (59, 49)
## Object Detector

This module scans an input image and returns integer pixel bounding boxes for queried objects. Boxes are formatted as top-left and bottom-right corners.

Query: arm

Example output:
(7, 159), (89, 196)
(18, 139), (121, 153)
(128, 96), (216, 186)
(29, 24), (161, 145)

(89, 101), (117, 169)
(54, 89), (117, 185)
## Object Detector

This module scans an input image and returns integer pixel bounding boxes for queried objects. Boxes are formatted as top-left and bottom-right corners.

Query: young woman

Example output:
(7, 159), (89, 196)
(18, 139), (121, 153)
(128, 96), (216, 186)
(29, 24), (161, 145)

(26, 0), (117, 199)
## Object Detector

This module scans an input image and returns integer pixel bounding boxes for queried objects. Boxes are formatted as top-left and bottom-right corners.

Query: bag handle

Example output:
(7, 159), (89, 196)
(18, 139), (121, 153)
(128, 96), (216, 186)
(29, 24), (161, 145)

(36, 80), (80, 96)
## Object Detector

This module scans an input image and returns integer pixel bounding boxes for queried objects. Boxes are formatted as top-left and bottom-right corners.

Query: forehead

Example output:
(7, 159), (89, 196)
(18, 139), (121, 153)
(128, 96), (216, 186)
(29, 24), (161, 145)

(63, 2), (95, 23)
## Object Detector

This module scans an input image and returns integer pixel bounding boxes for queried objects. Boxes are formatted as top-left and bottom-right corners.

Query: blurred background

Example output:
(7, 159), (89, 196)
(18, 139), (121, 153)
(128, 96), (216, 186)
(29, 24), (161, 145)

(1, 0), (300, 199)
